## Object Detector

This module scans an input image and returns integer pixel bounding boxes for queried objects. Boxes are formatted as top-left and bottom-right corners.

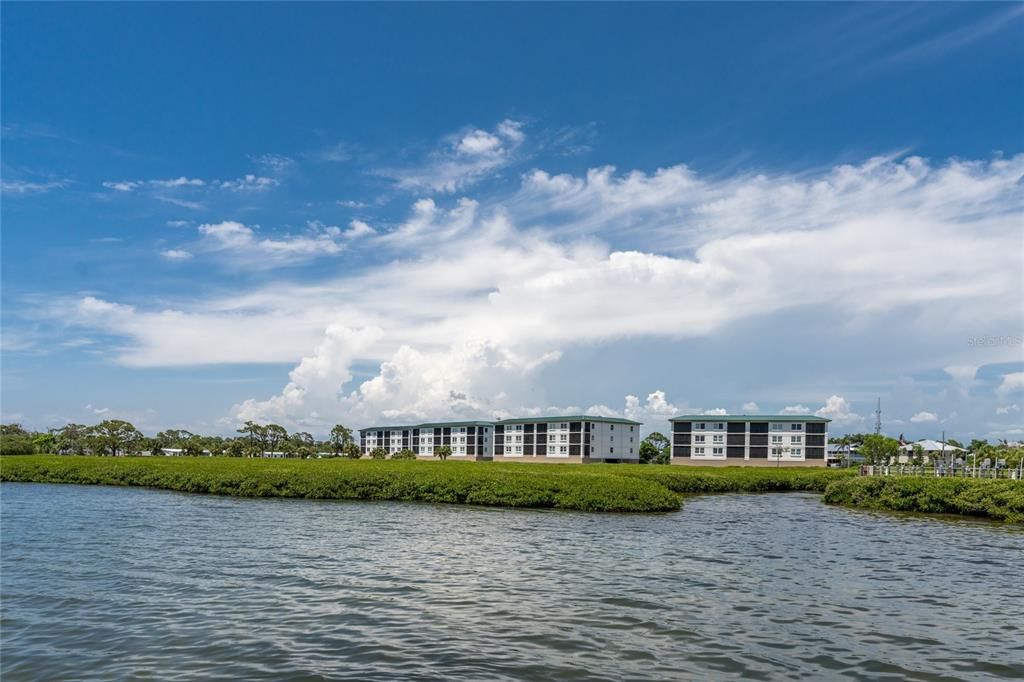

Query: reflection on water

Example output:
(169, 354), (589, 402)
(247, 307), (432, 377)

(2, 483), (1022, 681)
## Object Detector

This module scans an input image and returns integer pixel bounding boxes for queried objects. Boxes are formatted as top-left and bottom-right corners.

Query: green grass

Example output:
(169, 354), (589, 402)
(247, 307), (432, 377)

(823, 476), (1024, 523)
(0, 456), (859, 513)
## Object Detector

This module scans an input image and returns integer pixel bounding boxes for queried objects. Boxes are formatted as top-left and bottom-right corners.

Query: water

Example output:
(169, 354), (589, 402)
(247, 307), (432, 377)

(1, 484), (1022, 681)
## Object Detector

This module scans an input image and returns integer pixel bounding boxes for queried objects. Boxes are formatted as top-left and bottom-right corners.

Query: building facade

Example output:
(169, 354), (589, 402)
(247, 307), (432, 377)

(493, 416), (641, 463)
(359, 421), (495, 460)
(670, 415), (829, 466)
(358, 415), (643, 462)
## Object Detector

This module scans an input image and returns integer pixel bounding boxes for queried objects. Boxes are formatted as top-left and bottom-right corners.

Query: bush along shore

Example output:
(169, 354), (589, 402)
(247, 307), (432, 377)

(0, 456), (856, 513)
(823, 476), (1024, 523)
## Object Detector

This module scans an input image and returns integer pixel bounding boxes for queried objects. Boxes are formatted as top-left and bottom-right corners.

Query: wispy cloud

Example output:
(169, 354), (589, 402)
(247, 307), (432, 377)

(378, 119), (526, 193)
(160, 248), (193, 261)
(2, 178), (70, 194)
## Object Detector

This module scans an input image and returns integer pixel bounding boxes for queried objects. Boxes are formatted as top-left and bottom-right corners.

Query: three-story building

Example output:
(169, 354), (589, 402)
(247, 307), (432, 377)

(669, 415), (829, 466)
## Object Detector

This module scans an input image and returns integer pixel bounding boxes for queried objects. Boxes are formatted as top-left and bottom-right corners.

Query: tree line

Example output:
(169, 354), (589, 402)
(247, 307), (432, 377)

(0, 421), (364, 459)
(829, 432), (1024, 467)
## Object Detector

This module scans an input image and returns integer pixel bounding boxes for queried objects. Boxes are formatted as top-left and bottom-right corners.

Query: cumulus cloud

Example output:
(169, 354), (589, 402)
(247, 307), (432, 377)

(742, 401), (761, 413)
(815, 395), (862, 425)
(910, 410), (939, 423)
(782, 404), (811, 414)
(380, 119), (526, 193)
(53, 153), (1024, 430)
(998, 372), (1024, 395)
(344, 219), (376, 239)
(996, 404), (1020, 415)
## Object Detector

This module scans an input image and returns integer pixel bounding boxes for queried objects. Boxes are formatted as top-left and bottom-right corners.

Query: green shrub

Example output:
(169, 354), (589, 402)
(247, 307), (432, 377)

(823, 476), (1024, 523)
(0, 455), (682, 513)
(391, 449), (417, 460)
(368, 447), (387, 460)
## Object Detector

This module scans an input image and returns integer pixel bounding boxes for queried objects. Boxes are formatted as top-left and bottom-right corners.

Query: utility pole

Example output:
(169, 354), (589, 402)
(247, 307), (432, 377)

(874, 398), (882, 435)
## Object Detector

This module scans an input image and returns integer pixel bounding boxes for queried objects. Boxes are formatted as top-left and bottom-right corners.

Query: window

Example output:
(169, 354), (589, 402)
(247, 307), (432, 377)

(713, 423), (725, 430)
(514, 435), (522, 443)
(513, 445), (522, 454)
(771, 423), (784, 431)
(513, 424), (523, 432)
(695, 422), (706, 430)
(630, 447), (633, 454)
(712, 447), (724, 455)
(694, 447), (705, 454)
(771, 435), (783, 444)
(560, 446), (567, 454)
(611, 436), (614, 442)
(560, 423), (568, 430)
(694, 435), (706, 443)
(772, 447), (785, 456)
(630, 426), (634, 432)
(712, 435), (724, 444)
(610, 424), (615, 430)
(560, 434), (567, 442)
(790, 423), (803, 431)
(791, 435), (803, 445)
(791, 448), (802, 457)
(610, 447), (614, 453)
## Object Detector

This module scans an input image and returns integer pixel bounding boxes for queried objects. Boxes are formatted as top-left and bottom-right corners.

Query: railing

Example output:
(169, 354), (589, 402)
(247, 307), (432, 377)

(860, 464), (1022, 480)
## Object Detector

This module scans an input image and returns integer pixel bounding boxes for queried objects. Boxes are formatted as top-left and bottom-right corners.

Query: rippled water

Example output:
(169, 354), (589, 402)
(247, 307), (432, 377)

(2, 483), (1022, 681)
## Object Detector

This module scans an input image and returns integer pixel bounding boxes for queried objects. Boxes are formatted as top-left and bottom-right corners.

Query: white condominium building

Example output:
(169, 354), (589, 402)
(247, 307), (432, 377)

(359, 421), (495, 459)
(494, 416), (641, 463)
(669, 415), (829, 466)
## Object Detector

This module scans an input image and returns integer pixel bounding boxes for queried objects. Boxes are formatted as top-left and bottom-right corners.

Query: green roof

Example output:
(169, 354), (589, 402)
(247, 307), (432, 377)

(361, 415), (644, 432)
(496, 415), (642, 426)
(360, 420), (494, 432)
(670, 414), (831, 423)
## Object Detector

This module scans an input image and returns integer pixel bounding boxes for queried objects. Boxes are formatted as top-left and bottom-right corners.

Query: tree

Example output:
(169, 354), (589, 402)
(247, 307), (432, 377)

(640, 432), (671, 464)
(638, 441), (661, 464)
(860, 434), (900, 465)
(0, 424), (35, 455)
(181, 436), (206, 457)
(969, 439), (989, 453)
(88, 420), (143, 456)
(435, 445), (452, 461)
(369, 447), (388, 460)
(947, 438), (965, 450)
(329, 424), (354, 456)
(236, 421), (266, 456)
(53, 424), (90, 455)
(290, 431), (315, 458)
(342, 442), (362, 459)
(224, 439), (247, 457)
(392, 448), (417, 460)
(264, 424), (288, 456)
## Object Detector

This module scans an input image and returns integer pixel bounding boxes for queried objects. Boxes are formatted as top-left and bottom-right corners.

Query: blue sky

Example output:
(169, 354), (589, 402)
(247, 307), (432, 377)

(3, 3), (1023, 440)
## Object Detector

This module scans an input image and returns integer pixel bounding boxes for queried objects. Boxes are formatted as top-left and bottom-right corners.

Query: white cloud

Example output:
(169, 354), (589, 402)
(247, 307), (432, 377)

(218, 174), (278, 192)
(3, 179), (69, 194)
(344, 219), (376, 239)
(996, 404), (1020, 415)
(998, 372), (1024, 395)
(815, 395), (862, 425)
(782, 404), (811, 414)
(160, 249), (193, 261)
(381, 119), (526, 193)
(910, 411), (939, 423)
(104, 177), (204, 192)
(166, 220), (191, 228)
(338, 199), (368, 208)
(189, 219), (345, 266)
(53, 153), (1024, 430)
(250, 154), (294, 173)
(742, 401), (761, 413)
